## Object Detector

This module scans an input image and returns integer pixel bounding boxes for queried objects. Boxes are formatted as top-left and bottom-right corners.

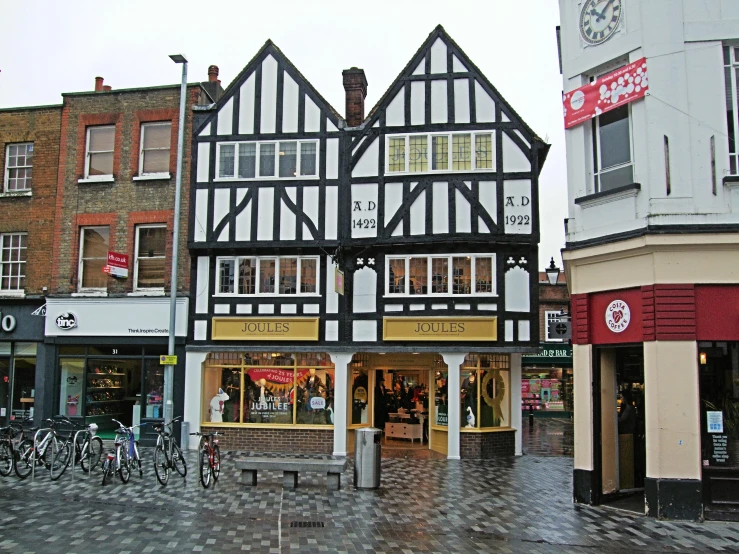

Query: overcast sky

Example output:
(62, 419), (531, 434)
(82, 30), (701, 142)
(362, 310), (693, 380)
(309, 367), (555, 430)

(0, 0), (566, 271)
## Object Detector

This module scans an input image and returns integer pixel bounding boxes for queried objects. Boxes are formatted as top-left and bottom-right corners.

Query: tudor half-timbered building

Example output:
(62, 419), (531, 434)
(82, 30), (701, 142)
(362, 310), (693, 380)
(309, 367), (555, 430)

(185, 27), (549, 460)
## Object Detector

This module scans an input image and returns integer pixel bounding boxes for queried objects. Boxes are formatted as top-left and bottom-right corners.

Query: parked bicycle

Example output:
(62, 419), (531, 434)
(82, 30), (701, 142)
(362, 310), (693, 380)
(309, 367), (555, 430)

(49, 418), (102, 480)
(191, 431), (224, 488)
(101, 419), (142, 485)
(153, 416), (187, 486)
(0, 419), (28, 476)
(15, 418), (60, 479)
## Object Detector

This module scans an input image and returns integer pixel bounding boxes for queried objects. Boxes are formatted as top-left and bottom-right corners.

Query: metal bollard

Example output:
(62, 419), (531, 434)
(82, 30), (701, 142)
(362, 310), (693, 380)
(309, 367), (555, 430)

(529, 406), (534, 428)
(180, 421), (189, 451)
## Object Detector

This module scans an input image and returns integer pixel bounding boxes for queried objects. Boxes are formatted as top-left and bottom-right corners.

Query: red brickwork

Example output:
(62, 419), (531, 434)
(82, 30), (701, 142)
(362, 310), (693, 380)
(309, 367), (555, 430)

(460, 430), (515, 458)
(51, 86), (201, 295)
(0, 106), (62, 294)
(537, 273), (570, 343)
(205, 426), (334, 454)
(571, 293), (590, 345)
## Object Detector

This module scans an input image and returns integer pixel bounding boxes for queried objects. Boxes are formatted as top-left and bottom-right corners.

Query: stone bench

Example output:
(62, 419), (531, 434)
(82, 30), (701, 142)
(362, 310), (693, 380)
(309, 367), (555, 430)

(235, 457), (347, 490)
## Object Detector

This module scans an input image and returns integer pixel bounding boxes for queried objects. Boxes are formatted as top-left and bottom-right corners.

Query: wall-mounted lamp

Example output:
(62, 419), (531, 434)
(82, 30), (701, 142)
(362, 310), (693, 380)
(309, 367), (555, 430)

(699, 352), (707, 365)
(545, 257), (561, 286)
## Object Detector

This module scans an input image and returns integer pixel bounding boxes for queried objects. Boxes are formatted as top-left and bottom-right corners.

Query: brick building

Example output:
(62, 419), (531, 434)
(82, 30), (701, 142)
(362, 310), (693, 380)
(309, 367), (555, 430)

(40, 72), (222, 439)
(0, 104), (62, 423)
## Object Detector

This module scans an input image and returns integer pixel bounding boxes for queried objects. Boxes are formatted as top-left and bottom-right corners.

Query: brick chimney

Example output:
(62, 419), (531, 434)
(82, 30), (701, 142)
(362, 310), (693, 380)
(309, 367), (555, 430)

(342, 67), (367, 127)
(95, 76), (104, 91)
(103, 85), (112, 92)
(208, 65), (220, 85)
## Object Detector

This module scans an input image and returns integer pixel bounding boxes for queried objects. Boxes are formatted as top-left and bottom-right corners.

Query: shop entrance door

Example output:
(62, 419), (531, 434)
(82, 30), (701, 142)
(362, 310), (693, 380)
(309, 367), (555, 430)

(595, 346), (646, 512)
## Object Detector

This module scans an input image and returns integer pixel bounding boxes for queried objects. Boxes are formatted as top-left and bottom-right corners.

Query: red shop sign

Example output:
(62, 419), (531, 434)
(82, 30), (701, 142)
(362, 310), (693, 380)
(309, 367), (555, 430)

(107, 251), (129, 268)
(563, 57), (649, 129)
(590, 288), (643, 345)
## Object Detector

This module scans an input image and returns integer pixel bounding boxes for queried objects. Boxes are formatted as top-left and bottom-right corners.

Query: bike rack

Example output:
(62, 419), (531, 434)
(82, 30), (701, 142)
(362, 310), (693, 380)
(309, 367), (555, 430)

(71, 429), (93, 481)
(31, 427), (51, 483)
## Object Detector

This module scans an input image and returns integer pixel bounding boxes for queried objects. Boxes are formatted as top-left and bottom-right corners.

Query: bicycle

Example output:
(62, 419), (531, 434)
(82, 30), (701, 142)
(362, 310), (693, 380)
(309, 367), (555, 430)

(101, 421), (133, 485)
(191, 431), (224, 488)
(112, 419), (144, 480)
(153, 416), (187, 486)
(15, 418), (60, 479)
(0, 420), (26, 476)
(49, 418), (103, 480)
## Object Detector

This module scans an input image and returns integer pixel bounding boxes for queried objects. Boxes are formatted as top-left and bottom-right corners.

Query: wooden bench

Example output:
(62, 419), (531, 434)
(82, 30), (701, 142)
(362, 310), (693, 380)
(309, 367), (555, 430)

(235, 457), (347, 490)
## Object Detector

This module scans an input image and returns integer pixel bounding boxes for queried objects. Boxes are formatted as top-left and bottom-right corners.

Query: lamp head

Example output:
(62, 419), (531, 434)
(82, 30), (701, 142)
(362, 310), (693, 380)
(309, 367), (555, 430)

(169, 54), (188, 64)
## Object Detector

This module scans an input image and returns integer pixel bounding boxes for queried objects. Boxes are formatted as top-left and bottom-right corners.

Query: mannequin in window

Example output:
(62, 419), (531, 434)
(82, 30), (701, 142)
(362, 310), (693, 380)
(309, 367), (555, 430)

(209, 388), (229, 423)
(257, 378), (273, 404)
(462, 373), (477, 423)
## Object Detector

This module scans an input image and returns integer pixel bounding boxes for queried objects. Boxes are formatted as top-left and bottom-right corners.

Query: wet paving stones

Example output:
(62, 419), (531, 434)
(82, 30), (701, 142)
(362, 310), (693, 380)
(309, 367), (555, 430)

(0, 448), (738, 553)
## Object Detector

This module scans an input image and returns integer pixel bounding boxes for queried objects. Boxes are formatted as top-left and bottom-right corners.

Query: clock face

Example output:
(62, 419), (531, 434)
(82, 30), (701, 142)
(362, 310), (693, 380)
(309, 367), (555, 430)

(580, 0), (622, 45)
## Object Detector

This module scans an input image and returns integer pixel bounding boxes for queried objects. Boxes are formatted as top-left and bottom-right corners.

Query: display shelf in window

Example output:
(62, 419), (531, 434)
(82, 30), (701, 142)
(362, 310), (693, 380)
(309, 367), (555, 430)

(85, 365), (128, 421)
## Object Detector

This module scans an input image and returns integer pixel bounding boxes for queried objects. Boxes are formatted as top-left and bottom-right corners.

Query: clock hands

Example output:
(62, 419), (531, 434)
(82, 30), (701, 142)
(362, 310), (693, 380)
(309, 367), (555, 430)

(594, 0), (616, 23)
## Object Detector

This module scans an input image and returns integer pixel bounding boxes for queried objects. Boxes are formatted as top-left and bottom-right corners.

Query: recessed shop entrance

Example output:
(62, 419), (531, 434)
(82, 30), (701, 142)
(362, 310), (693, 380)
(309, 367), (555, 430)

(348, 353), (447, 458)
(594, 345), (646, 512)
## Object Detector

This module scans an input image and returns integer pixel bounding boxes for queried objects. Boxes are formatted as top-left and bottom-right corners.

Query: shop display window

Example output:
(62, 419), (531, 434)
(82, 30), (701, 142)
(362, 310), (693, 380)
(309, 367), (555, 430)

(0, 348), (9, 421)
(351, 367), (369, 425)
(11, 342), (36, 421)
(521, 368), (571, 413)
(433, 369), (448, 427)
(202, 352), (335, 427)
(460, 354), (510, 429)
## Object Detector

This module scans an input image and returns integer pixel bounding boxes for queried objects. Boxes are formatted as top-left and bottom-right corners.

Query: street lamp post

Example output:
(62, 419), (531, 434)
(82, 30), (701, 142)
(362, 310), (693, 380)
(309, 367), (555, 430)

(164, 53), (188, 427)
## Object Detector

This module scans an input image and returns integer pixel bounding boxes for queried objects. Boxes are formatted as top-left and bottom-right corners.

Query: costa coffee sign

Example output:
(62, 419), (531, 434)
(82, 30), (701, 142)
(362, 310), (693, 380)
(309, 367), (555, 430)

(605, 300), (631, 333)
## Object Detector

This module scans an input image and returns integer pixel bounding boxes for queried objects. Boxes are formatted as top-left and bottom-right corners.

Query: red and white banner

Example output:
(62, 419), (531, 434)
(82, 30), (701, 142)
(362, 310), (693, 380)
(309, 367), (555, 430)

(563, 57), (648, 129)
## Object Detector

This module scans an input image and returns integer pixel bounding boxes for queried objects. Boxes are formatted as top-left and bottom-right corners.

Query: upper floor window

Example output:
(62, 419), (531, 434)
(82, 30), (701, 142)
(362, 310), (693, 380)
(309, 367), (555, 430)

(386, 254), (495, 296)
(544, 310), (564, 342)
(134, 225), (167, 290)
(139, 122), (171, 176)
(4, 143), (33, 192)
(217, 256), (319, 296)
(386, 132), (494, 174)
(592, 104), (633, 192)
(85, 126), (115, 179)
(216, 140), (318, 180)
(724, 46), (739, 174)
(0, 233), (27, 291)
(78, 226), (109, 291)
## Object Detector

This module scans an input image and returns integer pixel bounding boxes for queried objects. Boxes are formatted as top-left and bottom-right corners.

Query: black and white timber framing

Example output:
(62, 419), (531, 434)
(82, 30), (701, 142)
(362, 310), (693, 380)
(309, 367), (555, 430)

(188, 26), (550, 353)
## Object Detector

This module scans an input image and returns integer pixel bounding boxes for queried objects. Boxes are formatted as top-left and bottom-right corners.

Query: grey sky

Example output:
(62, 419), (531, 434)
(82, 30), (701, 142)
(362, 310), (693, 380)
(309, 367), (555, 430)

(0, 0), (566, 271)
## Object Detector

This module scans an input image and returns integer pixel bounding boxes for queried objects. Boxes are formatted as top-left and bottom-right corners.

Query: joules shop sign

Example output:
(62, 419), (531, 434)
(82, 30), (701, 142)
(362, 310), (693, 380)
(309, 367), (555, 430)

(383, 317), (497, 341)
(211, 317), (320, 341)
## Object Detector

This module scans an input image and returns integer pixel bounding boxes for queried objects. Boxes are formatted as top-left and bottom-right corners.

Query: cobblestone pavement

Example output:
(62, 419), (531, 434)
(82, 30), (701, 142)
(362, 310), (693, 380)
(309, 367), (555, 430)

(522, 417), (574, 457)
(1, 448), (738, 553)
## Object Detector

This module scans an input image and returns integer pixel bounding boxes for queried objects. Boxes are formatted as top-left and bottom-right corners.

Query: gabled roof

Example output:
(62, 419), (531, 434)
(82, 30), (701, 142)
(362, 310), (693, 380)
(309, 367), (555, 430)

(363, 25), (549, 165)
(195, 40), (344, 135)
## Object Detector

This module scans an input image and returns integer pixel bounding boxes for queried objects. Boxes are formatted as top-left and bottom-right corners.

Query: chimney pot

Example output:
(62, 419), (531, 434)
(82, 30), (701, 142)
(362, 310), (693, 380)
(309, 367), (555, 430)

(208, 65), (219, 83)
(342, 68), (368, 127)
(103, 85), (112, 92)
(95, 76), (104, 92)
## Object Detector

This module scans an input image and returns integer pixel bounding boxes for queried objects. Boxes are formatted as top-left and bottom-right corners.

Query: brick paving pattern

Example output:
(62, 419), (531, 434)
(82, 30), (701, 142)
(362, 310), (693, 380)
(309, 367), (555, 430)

(0, 447), (737, 553)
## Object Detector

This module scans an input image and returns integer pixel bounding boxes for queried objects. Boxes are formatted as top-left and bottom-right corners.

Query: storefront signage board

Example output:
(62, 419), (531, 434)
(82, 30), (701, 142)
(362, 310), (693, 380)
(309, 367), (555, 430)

(211, 317), (320, 341)
(589, 288), (643, 345)
(383, 317), (497, 341)
(105, 251), (129, 278)
(522, 344), (572, 364)
(563, 57), (648, 129)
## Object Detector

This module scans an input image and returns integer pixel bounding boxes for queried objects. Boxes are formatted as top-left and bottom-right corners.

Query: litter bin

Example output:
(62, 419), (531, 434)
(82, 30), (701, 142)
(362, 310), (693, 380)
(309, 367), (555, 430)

(354, 427), (382, 489)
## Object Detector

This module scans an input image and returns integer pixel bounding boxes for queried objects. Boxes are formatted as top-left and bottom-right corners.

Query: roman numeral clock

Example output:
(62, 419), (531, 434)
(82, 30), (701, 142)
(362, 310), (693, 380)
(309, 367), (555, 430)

(579, 0), (622, 45)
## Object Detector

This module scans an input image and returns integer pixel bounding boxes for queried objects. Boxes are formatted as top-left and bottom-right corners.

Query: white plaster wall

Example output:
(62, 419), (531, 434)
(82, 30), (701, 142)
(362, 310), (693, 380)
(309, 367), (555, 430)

(573, 344), (594, 471)
(260, 56), (278, 134)
(217, 97), (233, 136)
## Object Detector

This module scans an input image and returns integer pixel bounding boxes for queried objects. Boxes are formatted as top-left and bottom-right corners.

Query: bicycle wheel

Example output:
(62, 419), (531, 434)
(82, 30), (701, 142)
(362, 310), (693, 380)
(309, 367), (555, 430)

(101, 457), (112, 486)
(172, 442), (187, 477)
(212, 445), (221, 481)
(199, 447), (211, 488)
(118, 444), (131, 484)
(153, 444), (170, 486)
(40, 437), (57, 469)
(133, 441), (142, 477)
(50, 441), (71, 481)
(14, 439), (33, 479)
(80, 436), (103, 472)
(0, 440), (14, 477)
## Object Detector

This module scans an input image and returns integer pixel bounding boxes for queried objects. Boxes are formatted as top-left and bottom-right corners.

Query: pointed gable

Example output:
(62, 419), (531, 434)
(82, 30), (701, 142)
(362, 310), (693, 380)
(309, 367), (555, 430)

(194, 40), (343, 138)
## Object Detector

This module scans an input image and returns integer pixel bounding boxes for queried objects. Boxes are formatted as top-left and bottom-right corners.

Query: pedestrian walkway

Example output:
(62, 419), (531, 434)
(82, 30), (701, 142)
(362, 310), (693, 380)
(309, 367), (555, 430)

(0, 450), (737, 553)
(522, 417), (574, 457)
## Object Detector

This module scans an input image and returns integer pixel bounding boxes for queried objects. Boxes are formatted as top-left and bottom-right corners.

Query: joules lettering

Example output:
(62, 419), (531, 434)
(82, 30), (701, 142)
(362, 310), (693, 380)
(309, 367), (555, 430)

(414, 322), (465, 334)
(241, 322), (291, 334)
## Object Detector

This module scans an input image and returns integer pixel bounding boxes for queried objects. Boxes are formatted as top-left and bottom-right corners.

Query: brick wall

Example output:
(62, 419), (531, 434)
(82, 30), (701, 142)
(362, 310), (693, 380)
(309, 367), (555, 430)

(51, 85), (201, 295)
(460, 430), (515, 458)
(0, 106), (62, 294)
(205, 426), (334, 454)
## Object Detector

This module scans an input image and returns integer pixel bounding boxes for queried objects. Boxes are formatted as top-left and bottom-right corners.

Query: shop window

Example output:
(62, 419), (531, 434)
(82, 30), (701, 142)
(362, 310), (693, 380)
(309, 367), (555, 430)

(144, 359), (164, 419)
(0, 344), (9, 422)
(433, 369), (449, 427)
(134, 225), (167, 290)
(351, 367), (370, 425)
(78, 226), (109, 291)
(59, 359), (84, 418)
(201, 352), (334, 427)
(386, 254), (496, 296)
(460, 354), (510, 429)
(4, 142), (33, 192)
(11, 342), (36, 421)
(522, 369), (570, 414)
(139, 122), (171, 176)
(217, 256), (320, 296)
